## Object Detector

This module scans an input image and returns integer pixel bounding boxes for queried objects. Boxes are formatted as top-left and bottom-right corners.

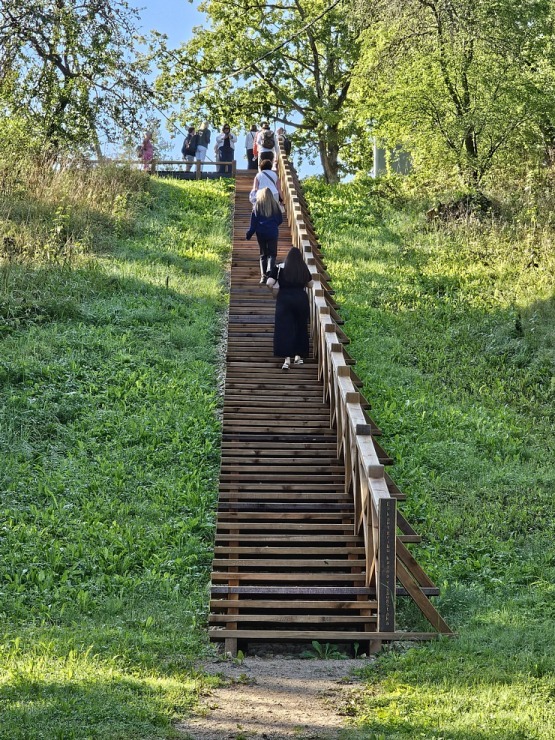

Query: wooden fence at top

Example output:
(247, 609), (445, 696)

(89, 159), (237, 178)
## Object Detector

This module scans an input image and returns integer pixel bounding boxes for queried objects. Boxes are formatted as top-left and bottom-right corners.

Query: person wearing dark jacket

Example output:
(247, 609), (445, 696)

(181, 126), (198, 171)
(266, 247), (313, 370)
(246, 187), (283, 283)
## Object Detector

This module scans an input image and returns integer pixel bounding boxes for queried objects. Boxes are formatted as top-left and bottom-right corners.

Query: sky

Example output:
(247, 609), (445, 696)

(130, 1), (318, 175)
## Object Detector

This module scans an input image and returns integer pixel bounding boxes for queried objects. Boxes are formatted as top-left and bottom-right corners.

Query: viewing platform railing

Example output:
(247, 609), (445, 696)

(89, 159), (237, 178)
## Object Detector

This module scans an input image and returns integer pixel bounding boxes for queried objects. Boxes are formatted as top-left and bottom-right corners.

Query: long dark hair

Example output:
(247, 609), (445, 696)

(282, 247), (311, 285)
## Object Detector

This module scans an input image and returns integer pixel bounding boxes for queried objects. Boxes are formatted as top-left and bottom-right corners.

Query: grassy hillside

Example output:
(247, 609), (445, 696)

(0, 165), (232, 738)
(304, 176), (555, 739)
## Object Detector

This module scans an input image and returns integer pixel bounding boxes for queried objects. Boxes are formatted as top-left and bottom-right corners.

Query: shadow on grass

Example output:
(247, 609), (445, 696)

(0, 672), (195, 739)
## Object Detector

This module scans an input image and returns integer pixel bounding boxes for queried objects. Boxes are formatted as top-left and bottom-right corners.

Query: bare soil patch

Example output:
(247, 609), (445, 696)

(178, 656), (370, 739)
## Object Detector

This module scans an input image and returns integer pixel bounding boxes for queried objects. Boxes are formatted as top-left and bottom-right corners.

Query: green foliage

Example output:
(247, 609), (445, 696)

(351, 0), (555, 187)
(153, 0), (364, 182)
(0, 0), (153, 151)
(0, 157), (149, 263)
(301, 641), (348, 659)
(0, 169), (232, 737)
(304, 177), (555, 736)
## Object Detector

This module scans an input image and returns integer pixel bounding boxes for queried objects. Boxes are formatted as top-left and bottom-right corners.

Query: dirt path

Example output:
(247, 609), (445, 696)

(178, 656), (369, 739)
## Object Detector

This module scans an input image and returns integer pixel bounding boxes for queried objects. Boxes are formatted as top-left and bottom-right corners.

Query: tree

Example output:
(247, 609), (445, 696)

(0, 0), (153, 154)
(153, 0), (365, 183)
(350, 0), (555, 188)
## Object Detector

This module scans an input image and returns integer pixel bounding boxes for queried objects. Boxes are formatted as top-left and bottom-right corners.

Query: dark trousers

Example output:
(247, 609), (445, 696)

(247, 149), (257, 169)
(257, 234), (278, 275)
(218, 145), (234, 174)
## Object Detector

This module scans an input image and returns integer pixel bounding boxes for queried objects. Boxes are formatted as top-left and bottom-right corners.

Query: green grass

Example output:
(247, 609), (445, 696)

(0, 174), (232, 738)
(303, 175), (555, 739)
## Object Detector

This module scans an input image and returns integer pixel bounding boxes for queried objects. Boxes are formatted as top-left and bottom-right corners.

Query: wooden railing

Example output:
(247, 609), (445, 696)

(89, 159), (237, 177)
(275, 143), (397, 633)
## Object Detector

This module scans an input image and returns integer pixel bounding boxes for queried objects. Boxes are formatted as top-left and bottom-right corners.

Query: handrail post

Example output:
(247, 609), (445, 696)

(377, 497), (396, 632)
(196, 161), (201, 180)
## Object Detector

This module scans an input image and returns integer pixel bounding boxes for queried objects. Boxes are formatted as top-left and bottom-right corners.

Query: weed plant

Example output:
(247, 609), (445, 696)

(0, 167), (232, 738)
(304, 175), (555, 738)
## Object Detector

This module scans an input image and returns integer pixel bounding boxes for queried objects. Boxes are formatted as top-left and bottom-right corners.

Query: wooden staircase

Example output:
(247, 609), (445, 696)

(209, 170), (450, 655)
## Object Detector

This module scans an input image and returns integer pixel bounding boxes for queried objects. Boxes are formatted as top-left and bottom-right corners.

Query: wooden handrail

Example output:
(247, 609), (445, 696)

(275, 142), (397, 633)
(88, 159), (237, 178)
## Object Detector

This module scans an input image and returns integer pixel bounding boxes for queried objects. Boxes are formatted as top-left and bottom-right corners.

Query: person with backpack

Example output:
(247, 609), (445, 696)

(181, 126), (198, 172)
(245, 124), (258, 170)
(245, 187), (283, 284)
(195, 122), (211, 169)
(256, 122), (276, 168)
(249, 159), (284, 207)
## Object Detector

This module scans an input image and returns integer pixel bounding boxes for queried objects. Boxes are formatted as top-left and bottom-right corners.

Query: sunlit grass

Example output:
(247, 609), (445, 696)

(1, 172), (232, 737)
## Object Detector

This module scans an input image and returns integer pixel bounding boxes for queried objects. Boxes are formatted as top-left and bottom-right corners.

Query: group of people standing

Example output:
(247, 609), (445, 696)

(182, 121), (291, 173)
(181, 122), (238, 173)
(142, 121), (291, 175)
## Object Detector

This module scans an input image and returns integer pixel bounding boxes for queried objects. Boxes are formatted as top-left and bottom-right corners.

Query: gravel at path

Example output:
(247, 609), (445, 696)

(178, 656), (370, 739)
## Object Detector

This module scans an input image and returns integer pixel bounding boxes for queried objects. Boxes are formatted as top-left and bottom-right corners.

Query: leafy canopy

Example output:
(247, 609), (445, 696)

(153, 0), (366, 181)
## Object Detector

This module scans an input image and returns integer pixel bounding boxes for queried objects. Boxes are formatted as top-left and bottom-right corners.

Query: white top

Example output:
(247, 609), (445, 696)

(215, 132), (237, 149)
(249, 169), (280, 205)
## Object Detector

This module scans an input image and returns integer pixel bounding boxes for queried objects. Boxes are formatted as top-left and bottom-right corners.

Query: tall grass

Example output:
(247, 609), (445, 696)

(0, 165), (232, 738)
(0, 156), (149, 262)
(304, 175), (555, 739)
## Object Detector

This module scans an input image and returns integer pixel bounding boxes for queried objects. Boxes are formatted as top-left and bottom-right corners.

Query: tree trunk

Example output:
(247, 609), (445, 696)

(463, 128), (480, 188)
(318, 138), (340, 184)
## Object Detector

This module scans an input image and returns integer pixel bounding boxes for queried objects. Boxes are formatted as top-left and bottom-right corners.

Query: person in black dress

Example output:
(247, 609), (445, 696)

(266, 247), (313, 370)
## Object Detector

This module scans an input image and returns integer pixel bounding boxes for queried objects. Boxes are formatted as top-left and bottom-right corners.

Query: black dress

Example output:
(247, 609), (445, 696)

(270, 268), (311, 358)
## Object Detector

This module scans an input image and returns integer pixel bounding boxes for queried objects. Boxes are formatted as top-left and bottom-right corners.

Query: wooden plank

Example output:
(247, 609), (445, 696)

(214, 547), (365, 555)
(396, 561), (452, 635)
(210, 599), (378, 610)
(212, 558), (366, 568)
(216, 514), (349, 521)
(209, 615), (376, 624)
(215, 523), (353, 530)
(215, 534), (360, 542)
(396, 540), (436, 588)
(209, 629), (440, 641)
(211, 572), (367, 582)
(217, 492), (350, 501)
